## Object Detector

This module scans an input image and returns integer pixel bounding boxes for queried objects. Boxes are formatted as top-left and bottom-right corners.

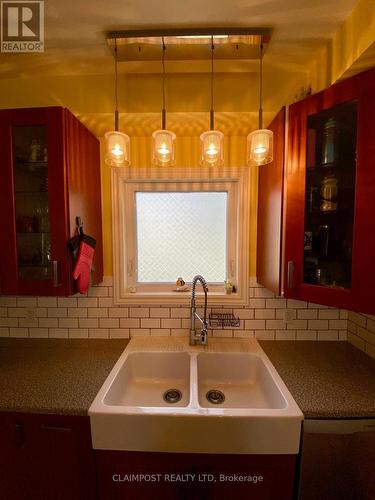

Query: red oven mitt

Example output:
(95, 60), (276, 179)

(72, 234), (96, 294)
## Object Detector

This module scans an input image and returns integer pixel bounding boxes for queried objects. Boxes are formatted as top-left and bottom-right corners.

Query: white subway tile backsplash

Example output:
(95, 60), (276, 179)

(99, 318), (119, 329)
(47, 308), (67, 318)
(89, 328), (109, 339)
(255, 309), (275, 319)
(297, 330), (317, 340)
(150, 329), (171, 336)
(141, 318), (161, 329)
(255, 330), (275, 340)
(129, 308), (149, 318)
(329, 319), (347, 330)
(10, 327), (28, 338)
(0, 278), (356, 348)
(49, 328), (68, 338)
(68, 308), (87, 318)
(0, 318), (18, 327)
(8, 308), (26, 317)
(234, 308), (255, 319)
(150, 308), (170, 318)
(17, 297), (37, 307)
(318, 309), (340, 320)
(78, 297), (98, 308)
(69, 328), (89, 339)
(317, 330), (339, 341)
(308, 319), (329, 330)
(88, 287), (109, 297)
(120, 318), (140, 329)
(19, 318), (38, 328)
(59, 318), (79, 328)
(109, 328), (130, 339)
(79, 318), (99, 328)
(130, 328), (150, 337)
(297, 309), (318, 320)
(37, 297), (57, 308)
(108, 307), (129, 318)
(0, 297), (17, 307)
(29, 328), (48, 338)
(287, 299), (307, 309)
(248, 298), (265, 309)
(266, 298), (287, 309)
(0, 327), (9, 337)
(170, 308), (190, 319)
(99, 298), (115, 308)
(245, 319), (266, 330)
(39, 318), (58, 328)
(87, 308), (108, 318)
(161, 318), (181, 329)
(276, 330), (296, 340)
(57, 297), (77, 308)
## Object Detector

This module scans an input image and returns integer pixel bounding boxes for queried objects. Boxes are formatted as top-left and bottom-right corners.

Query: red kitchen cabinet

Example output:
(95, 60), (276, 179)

(0, 107), (103, 296)
(257, 68), (375, 314)
(0, 412), (96, 500)
(256, 107), (285, 295)
(284, 68), (375, 313)
(95, 450), (297, 500)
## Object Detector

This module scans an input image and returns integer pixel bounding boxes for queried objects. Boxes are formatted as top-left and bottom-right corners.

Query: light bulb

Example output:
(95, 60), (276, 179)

(105, 131), (130, 166)
(247, 129), (273, 166)
(152, 130), (176, 166)
(200, 130), (224, 166)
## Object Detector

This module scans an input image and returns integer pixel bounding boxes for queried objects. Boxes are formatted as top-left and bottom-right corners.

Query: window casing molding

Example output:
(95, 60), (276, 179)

(112, 167), (250, 305)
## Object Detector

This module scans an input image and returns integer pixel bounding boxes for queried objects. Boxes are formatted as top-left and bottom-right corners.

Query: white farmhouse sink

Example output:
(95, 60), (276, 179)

(104, 351), (190, 407)
(89, 337), (303, 454)
(197, 352), (287, 409)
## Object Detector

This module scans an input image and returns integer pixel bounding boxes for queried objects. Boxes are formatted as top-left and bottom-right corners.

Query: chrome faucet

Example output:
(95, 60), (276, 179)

(190, 275), (208, 346)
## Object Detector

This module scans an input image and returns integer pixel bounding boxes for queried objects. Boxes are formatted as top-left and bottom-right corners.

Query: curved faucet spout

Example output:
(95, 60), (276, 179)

(190, 275), (209, 346)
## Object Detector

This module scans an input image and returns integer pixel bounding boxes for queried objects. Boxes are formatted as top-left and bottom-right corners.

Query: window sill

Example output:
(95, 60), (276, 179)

(113, 290), (248, 306)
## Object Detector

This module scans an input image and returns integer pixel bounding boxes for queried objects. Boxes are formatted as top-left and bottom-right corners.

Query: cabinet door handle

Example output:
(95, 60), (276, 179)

(41, 425), (72, 433)
(15, 422), (26, 448)
(52, 260), (61, 287)
(287, 261), (295, 288)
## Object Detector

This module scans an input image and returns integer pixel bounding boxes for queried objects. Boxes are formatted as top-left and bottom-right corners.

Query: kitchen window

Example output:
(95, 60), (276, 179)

(112, 167), (250, 305)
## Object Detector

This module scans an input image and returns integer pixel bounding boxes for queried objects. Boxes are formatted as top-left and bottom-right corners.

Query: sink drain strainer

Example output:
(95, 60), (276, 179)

(163, 389), (182, 404)
(206, 390), (225, 405)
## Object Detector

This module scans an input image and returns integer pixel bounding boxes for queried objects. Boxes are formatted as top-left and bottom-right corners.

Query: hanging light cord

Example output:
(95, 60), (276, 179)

(210, 36), (214, 130)
(161, 36), (166, 129)
(258, 42), (264, 130)
(114, 39), (119, 131)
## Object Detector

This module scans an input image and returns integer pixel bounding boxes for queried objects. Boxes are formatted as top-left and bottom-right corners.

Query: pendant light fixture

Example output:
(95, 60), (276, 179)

(105, 39), (130, 166)
(152, 37), (176, 166)
(247, 42), (273, 166)
(200, 36), (224, 167)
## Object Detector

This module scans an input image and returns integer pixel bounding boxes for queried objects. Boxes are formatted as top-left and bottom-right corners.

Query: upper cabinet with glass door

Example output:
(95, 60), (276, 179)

(0, 107), (103, 296)
(284, 68), (375, 313)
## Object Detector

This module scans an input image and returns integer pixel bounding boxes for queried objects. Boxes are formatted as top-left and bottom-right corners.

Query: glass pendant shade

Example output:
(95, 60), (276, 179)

(104, 131), (130, 166)
(152, 129), (176, 166)
(247, 128), (273, 166)
(200, 130), (224, 166)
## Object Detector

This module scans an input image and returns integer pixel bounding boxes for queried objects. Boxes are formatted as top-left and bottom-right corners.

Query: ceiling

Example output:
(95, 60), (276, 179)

(0, 0), (359, 78)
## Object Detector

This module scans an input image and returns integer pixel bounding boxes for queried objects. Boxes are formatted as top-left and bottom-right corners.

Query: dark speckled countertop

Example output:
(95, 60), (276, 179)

(0, 339), (128, 416)
(260, 341), (375, 419)
(0, 339), (374, 419)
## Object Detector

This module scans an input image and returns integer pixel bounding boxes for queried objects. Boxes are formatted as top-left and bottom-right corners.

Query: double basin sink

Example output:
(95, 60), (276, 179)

(89, 337), (303, 454)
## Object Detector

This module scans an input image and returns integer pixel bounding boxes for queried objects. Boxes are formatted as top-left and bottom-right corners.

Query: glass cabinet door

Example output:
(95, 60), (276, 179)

(12, 125), (51, 281)
(303, 102), (357, 289)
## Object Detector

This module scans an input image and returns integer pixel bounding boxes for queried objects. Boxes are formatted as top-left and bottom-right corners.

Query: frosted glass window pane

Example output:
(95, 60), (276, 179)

(136, 192), (227, 283)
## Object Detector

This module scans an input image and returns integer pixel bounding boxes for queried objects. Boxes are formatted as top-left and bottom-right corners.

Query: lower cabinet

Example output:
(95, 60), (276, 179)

(0, 412), (96, 500)
(95, 450), (297, 500)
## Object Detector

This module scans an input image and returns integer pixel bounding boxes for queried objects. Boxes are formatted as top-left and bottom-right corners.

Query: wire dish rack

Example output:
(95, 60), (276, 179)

(209, 313), (240, 329)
